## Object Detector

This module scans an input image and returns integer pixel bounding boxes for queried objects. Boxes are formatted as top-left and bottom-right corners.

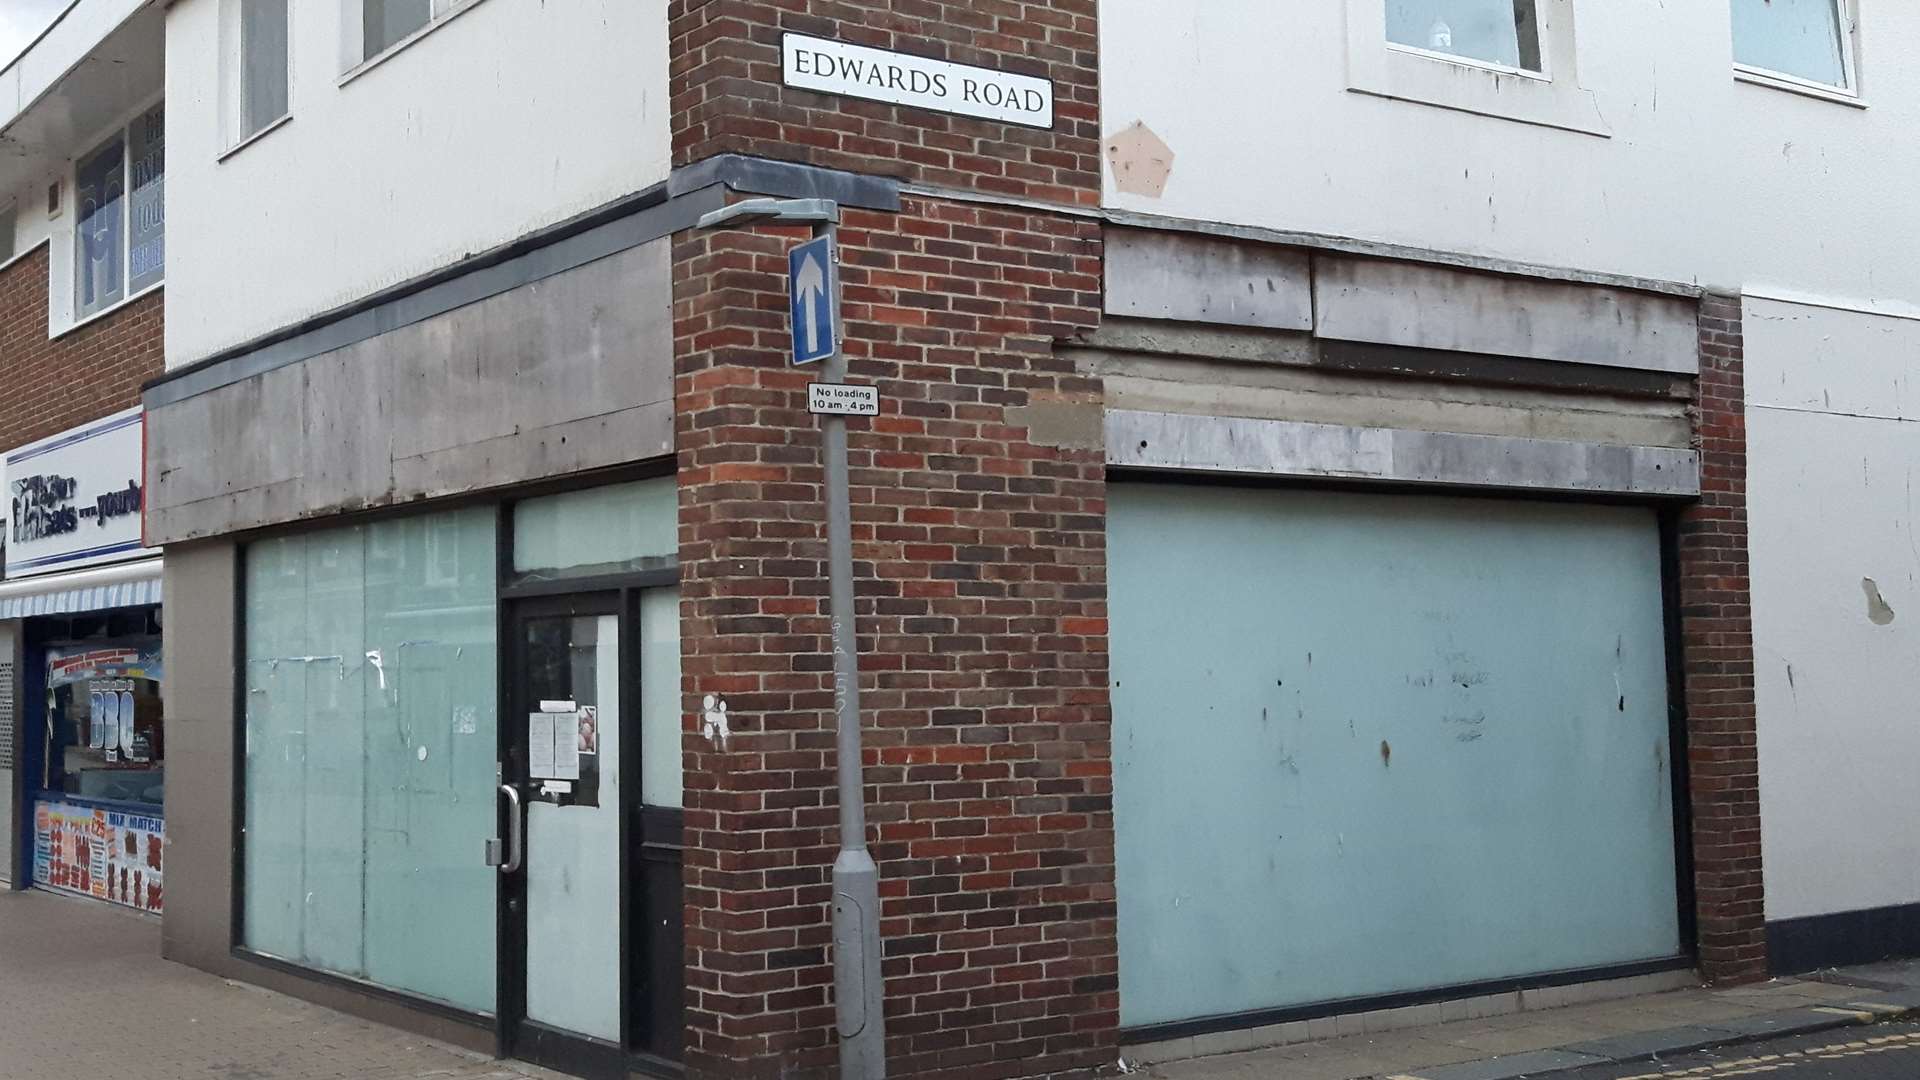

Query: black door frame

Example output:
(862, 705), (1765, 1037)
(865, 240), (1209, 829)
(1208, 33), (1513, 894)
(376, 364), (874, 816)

(496, 570), (681, 1078)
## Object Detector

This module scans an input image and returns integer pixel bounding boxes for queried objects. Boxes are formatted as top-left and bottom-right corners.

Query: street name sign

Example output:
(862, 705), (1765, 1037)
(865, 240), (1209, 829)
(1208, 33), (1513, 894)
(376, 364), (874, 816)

(789, 234), (838, 365)
(808, 383), (880, 417)
(781, 32), (1054, 129)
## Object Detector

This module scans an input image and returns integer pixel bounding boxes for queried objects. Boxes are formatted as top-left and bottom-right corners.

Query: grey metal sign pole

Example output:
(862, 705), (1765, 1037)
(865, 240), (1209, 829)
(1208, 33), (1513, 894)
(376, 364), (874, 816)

(694, 198), (887, 1079)
(818, 216), (887, 1080)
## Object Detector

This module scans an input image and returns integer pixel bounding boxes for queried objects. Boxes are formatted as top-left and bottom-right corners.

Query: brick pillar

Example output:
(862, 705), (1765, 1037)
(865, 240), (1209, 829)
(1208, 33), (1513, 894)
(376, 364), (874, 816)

(1679, 292), (1767, 984)
(668, 1), (1112, 1073)
(674, 198), (1115, 1078)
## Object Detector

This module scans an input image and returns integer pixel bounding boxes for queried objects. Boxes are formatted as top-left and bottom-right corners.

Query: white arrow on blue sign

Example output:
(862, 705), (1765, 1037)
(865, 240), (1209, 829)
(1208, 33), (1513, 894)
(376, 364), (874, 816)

(788, 234), (838, 365)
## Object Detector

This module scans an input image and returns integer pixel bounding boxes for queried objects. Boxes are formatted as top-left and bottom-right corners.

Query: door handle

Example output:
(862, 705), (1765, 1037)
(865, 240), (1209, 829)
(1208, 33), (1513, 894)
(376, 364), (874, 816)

(490, 783), (523, 874)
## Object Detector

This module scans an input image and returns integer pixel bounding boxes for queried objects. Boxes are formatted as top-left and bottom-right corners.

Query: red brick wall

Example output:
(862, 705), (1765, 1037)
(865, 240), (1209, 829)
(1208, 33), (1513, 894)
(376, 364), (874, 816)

(1680, 292), (1767, 984)
(0, 242), (164, 454)
(668, 0), (1101, 205)
(673, 196), (1113, 1078)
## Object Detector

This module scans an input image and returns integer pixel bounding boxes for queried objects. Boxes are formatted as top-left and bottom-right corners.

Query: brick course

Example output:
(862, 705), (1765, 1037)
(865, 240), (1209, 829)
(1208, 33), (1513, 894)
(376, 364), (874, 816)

(673, 196), (1114, 1078)
(668, 0), (1101, 205)
(1679, 292), (1767, 984)
(0, 242), (163, 455)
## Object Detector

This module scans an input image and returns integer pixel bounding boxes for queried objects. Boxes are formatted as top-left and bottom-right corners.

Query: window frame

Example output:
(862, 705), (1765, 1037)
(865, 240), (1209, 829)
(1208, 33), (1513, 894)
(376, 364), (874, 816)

(1383, 1), (1549, 80)
(339, 0), (491, 86)
(62, 95), (166, 333)
(1344, 0), (1608, 137)
(1731, 0), (1864, 106)
(220, 0), (294, 158)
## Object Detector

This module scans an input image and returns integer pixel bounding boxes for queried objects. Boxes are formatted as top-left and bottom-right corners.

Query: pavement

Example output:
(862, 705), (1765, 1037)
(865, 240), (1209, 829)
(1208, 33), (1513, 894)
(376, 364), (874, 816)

(5, 884), (1919, 1080)
(0, 889), (559, 1080)
(1138, 961), (1920, 1080)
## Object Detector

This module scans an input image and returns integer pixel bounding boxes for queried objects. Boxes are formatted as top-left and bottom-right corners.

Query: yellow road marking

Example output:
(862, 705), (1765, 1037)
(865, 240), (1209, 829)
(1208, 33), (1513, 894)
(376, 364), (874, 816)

(1598, 1028), (1919, 1077)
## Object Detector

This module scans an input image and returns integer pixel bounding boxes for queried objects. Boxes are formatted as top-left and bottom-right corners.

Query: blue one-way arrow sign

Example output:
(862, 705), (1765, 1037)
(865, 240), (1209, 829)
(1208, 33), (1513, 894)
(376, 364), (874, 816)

(788, 234), (838, 365)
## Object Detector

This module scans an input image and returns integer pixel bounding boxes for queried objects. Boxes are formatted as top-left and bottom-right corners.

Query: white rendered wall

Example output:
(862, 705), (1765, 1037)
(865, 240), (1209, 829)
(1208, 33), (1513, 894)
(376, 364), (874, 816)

(1748, 297), (1920, 922)
(163, 0), (671, 367)
(1100, 2), (1920, 304)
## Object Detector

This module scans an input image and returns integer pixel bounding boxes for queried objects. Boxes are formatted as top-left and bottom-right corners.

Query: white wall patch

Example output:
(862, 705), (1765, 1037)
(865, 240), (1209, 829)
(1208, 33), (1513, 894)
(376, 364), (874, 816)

(702, 694), (731, 749)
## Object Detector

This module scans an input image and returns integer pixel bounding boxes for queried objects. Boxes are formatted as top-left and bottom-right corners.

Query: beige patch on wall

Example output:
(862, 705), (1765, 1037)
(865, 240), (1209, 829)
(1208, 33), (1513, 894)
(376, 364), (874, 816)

(1106, 121), (1175, 198)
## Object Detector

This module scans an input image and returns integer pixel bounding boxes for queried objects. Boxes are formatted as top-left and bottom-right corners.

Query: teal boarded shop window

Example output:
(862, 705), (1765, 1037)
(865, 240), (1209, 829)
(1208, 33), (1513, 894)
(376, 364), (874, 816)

(1109, 484), (1683, 1029)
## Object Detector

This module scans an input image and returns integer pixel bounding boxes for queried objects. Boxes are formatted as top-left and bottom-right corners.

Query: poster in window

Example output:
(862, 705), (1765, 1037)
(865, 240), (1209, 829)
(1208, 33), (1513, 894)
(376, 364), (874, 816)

(99, 689), (121, 763)
(121, 691), (140, 759)
(88, 689), (105, 749)
(33, 800), (164, 914)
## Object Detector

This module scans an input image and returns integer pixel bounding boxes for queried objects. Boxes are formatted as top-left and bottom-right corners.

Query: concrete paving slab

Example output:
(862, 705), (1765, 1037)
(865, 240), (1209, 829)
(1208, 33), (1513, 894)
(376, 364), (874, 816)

(1706, 1006), (1863, 1038)
(1557, 1024), (1743, 1062)
(1845, 988), (1920, 1011)
(0, 891), (544, 1080)
(1442, 1022), (1618, 1056)
(1394, 1048), (1609, 1080)
(1820, 960), (1920, 991)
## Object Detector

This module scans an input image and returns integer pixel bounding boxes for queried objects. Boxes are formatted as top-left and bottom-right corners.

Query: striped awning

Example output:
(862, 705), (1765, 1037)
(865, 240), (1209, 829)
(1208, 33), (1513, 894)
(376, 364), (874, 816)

(0, 558), (163, 620)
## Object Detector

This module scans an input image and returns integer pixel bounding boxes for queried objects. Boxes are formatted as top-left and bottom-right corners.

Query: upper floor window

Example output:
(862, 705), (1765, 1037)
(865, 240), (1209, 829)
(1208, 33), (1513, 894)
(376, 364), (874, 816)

(74, 103), (165, 321)
(240, 0), (291, 139)
(364, 0), (480, 59)
(0, 202), (15, 264)
(1732, 0), (1856, 91)
(1386, 0), (1543, 73)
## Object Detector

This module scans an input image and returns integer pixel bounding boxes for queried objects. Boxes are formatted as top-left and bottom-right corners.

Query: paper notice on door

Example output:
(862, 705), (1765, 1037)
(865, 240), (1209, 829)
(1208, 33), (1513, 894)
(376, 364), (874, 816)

(528, 713), (556, 777)
(552, 714), (581, 780)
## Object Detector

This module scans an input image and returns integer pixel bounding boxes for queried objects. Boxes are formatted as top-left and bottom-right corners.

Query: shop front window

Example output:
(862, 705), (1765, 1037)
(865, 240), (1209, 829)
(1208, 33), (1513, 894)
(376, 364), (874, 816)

(43, 632), (165, 809)
(242, 506), (498, 1014)
(29, 609), (167, 914)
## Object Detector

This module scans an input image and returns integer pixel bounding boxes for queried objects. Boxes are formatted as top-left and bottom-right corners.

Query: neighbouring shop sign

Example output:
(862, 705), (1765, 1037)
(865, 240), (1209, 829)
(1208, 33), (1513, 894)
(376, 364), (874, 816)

(781, 32), (1054, 128)
(33, 799), (164, 914)
(4, 408), (150, 578)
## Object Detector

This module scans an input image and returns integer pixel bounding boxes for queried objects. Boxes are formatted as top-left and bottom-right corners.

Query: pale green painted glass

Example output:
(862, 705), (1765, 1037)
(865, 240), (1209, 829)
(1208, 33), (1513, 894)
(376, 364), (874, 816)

(640, 588), (683, 808)
(1110, 485), (1681, 1028)
(1732, 0), (1847, 87)
(513, 479), (676, 579)
(243, 508), (498, 1013)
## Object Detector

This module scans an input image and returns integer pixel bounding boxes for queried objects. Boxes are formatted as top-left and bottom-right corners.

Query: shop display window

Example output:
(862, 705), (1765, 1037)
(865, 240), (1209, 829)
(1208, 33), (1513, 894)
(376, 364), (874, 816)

(38, 608), (165, 810)
(242, 507), (498, 1013)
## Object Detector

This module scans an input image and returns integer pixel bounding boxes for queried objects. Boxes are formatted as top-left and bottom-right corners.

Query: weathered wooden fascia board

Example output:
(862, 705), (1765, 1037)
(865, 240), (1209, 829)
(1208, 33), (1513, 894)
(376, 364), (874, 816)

(1106, 410), (1700, 498)
(1101, 208), (1705, 300)
(1104, 227), (1313, 331)
(1069, 319), (1694, 400)
(1313, 256), (1701, 377)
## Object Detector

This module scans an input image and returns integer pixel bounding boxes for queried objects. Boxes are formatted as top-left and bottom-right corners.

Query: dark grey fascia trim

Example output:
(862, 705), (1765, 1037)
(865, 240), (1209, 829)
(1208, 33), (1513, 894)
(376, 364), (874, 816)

(669, 153), (901, 211)
(1103, 208), (1705, 300)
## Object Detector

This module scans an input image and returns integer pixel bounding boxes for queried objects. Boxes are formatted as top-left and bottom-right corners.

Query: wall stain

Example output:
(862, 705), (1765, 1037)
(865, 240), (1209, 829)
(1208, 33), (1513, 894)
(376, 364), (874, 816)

(1379, 740), (1392, 767)
(1443, 713), (1486, 742)
(1863, 577), (1897, 625)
